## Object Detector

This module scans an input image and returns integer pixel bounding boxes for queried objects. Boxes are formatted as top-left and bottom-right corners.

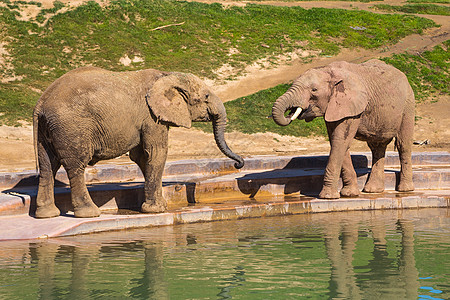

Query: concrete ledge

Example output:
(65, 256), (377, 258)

(1, 166), (449, 216)
(0, 190), (448, 240)
(1, 152), (448, 189)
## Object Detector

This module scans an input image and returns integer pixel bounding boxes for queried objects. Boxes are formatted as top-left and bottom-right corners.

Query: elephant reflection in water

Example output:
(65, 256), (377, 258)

(67, 244), (101, 299)
(30, 241), (100, 299)
(129, 243), (168, 299)
(30, 242), (60, 299)
(324, 220), (362, 298)
(29, 240), (168, 299)
(324, 217), (419, 299)
(397, 219), (420, 300)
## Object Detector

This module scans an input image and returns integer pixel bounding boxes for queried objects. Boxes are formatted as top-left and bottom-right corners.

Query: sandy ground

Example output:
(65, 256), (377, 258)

(0, 0), (449, 172)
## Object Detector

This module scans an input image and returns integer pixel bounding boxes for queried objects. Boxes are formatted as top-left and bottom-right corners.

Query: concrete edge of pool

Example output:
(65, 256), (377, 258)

(0, 190), (448, 240)
(0, 152), (448, 240)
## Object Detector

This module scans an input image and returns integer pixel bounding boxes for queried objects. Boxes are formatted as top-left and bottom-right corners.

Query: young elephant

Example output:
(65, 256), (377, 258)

(34, 67), (244, 218)
(271, 59), (414, 199)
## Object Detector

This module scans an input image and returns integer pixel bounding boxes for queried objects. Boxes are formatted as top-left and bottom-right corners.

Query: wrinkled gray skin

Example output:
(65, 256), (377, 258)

(34, 67), (244, 218)
(272, 59), (414, 199)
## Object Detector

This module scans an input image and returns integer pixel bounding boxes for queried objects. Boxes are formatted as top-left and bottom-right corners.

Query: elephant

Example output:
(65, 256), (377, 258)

(271, 59), (414, 199)
(33, 66), (244, 218)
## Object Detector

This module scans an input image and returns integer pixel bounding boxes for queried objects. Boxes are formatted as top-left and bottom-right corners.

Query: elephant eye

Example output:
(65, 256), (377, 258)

(312, 88), (318, 92)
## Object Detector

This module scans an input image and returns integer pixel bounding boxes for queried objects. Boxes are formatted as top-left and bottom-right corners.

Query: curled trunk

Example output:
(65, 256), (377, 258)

(272, 82), (304, 126)
(210, 99), (244, 169)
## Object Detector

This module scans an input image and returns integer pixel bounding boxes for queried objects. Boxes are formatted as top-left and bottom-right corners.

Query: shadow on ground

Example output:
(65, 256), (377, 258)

(236, 155), (370, 198)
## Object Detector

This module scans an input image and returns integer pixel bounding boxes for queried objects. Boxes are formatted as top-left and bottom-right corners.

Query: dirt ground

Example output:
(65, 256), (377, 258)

(0, 0), (449, 172)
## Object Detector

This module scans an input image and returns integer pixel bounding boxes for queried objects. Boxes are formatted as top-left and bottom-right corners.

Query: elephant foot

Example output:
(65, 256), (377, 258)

(363, 185), (384, 194)
(340, 185), (360, 198)
(141, 201), (167, 213)
(362, 182), (385, 193)
(363, 184), (384, 193)
(363, 186), (385, 193)
(35, 204), (60, 219)
(397, 181), (414, 192)
(318, 187), (340, 199)
(74, 204), (101, 218)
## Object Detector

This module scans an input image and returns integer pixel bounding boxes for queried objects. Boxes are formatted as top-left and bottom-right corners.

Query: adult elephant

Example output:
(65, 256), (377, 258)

(271, 59), (414, 199)
(33, 67), (244, 218)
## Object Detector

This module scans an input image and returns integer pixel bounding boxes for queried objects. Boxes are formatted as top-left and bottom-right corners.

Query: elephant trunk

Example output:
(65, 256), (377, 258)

(272, 82), (305, 126)
(210, 97), (244, 169)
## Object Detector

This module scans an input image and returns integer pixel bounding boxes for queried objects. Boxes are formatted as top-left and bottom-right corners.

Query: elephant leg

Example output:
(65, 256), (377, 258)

(395, 114), (414, 192)
(363, 140), (391, 193)
(129, 145), (149, 208)
(320, 118), (360, 199)
(340, 149), (360, 197)
(131, 125), (169, 213)
(63, 159), (100, 218)
(35, 141), (61, 218)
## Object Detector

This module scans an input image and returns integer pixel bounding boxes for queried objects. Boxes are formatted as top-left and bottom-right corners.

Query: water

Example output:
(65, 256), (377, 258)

(0, 208), (448, 299)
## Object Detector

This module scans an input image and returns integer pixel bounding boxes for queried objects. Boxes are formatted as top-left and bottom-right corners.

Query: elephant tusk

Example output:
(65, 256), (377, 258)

(290, 107), (302, 121)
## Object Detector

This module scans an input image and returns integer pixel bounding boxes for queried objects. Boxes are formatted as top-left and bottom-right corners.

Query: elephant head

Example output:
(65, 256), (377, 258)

(147, 73), (244, 169)
(271, 63), (369, 126)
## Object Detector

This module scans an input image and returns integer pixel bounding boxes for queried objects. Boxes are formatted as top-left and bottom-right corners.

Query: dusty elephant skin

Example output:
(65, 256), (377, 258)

(272, 59), (415, 199)
(33, 67), (244, 218)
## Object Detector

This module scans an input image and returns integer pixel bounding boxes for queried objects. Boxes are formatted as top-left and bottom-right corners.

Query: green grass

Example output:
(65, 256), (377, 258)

(381, 40), (450, 102)
(193, 84), (328, 137)
(373, 4), (450, 15)
(231, 0), (450, 3)
(233, 0), (380, 2)
(2, 0), (42, 9)
(407, 0), (450, 4)
(35, 0), (66, 23)
(0, 0), (437, 125)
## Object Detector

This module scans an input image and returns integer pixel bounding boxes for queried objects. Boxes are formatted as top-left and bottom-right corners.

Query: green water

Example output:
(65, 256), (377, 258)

(0, 208), (448, 299)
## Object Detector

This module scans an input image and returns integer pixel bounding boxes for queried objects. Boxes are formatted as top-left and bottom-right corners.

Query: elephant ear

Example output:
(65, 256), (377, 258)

(325, 70), (369, 123)
(146, 73), (191, 128)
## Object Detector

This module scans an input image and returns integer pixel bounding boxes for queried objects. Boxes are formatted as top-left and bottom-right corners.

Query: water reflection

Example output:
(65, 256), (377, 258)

(30, 242), (60, 299)
(217, 266), (246, 300)
(325, 218), (422, 299)
(29, 242), (101, 299)
(129, 243), (168, 299)
(324, 219), (362, 299)
(0, 208), (447, 299)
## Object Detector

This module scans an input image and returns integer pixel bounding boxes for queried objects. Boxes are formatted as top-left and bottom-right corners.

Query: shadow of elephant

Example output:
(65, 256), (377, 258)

(2, 176), (198, 217)
(236, 155), (370, 198)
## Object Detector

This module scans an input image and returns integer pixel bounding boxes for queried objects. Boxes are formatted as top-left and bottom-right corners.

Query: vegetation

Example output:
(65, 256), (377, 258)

(236, 0), (380, 2)
(407, 0), (450, 4)
(0, 0), (437, 125)
(382, 40), (450, 102)
(373, 3), (450, 15)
